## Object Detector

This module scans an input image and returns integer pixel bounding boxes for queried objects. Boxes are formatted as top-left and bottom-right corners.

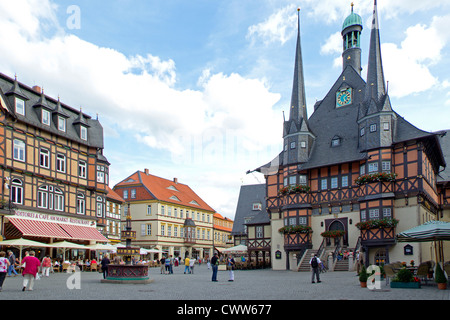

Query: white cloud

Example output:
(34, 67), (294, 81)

(247, 4), (298, 45)
(320, 31), (342, 56)
(382, 15), (450, 98)
(0, 0), (281, 218)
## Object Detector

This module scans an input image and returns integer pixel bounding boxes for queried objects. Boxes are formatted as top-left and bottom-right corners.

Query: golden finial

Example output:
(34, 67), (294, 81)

(351, 2), (354, 12)
(297, 7), (300, 12)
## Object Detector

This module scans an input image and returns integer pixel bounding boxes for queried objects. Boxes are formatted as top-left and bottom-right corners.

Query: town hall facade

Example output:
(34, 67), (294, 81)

(250, 2), (450, 271)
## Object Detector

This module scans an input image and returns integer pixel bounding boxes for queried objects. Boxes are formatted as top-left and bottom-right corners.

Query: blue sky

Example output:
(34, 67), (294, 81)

(0, 0), (449, 219)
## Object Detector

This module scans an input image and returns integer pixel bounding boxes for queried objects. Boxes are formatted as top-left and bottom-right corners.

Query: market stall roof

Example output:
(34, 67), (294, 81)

(397, 220), (450, 242)
(48, 241), (87, 249)
(222, 244), (248, 253)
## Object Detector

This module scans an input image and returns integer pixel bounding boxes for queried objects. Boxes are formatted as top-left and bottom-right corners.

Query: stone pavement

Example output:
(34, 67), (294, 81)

(1, 263), (448, 301)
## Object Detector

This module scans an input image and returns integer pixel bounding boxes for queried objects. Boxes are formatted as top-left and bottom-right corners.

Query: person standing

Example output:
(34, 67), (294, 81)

(7, 251), (17, 277)
(211, 252), (219, 282)
(309, 254), (321, 283)
(169, 255), (174, 274)
(100, 254), (110, 279)
(41, 255), (52, 277)
(226, 255), (235, 282)
(184, 256), (190, 274)
(0, 251), (10, 291)
(21, 251), (41, 291)
(160, 256), (166, 274)
(189, 257), (196, 274)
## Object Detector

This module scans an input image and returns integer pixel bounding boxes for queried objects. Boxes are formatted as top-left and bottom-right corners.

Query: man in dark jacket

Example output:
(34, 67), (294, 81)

(211, 252), (219, 282)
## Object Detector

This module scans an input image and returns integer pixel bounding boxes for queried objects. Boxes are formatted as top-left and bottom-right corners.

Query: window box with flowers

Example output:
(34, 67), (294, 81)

(320, 230), (345, 238)
(355, 172), (397, 186)
(356, 218), (399, 230)
(278, 225), (312, 235)
(278, 184), (310, 196)
(357, 218), (399, 243)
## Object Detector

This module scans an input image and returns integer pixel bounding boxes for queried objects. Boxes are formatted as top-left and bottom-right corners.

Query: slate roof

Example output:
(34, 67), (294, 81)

(251, 2), (447, 174)
(437, 130), (450, 182)
(231, 184), (268, 236)
(0, 73), (104, 149)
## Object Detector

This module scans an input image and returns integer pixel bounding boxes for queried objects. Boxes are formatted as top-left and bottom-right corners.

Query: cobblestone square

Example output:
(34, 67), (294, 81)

(1, 264), (448, 301)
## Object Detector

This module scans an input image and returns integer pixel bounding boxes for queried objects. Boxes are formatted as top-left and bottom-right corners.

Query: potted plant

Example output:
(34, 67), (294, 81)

(359, 265), (368, 288)
(435, 263), (447, 290)
(390, 268), (421, 289)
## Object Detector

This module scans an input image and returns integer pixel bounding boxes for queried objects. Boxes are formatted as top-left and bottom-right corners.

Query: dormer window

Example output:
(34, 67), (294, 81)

(331, 136), (341, 147)
(15, 98), (25, 115)
(80, 126), (87, 140)
(58, 116), (66, 132)
(42, 109), (50, 126)
(252, 203), (262, 211)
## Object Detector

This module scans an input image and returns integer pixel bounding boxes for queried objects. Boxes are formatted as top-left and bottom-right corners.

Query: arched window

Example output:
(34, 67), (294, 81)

(11, 179), (23, 204)
(54, 188), (64, 211)
(96, 196), (105, 218)
(37, 185), (65, 211)
(77, 192), (85, 215)
(374, 249), (387, 266)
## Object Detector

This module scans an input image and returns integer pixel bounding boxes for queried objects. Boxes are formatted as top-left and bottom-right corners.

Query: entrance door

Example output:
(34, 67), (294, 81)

(328, 220), (347, 246)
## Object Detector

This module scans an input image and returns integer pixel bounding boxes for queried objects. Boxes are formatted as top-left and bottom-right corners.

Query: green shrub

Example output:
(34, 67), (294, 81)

(435, 263), (447, 284)
(359, 265), (368, 282)
(392, 268), (413, 283)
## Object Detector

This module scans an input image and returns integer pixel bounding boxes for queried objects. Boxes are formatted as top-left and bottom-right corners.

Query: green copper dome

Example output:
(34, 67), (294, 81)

(342, 12), (362, 31)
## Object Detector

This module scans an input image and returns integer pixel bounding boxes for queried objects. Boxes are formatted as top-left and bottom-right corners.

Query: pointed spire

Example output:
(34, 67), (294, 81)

(289, 8), (309, 131)
(365, 0), (386, 103)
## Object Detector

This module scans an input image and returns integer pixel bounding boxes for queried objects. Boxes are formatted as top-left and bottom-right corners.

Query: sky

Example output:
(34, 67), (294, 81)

(0, 0), (449, 220)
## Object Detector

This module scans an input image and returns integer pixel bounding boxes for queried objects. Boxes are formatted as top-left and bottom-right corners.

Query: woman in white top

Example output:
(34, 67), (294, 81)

(0, 251), (11, 291)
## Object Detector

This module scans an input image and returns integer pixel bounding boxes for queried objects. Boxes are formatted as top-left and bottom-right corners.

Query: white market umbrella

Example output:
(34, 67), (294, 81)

(222, 244), (248, 254)
(48, 241), (87, 261)
(85, 243), (116, 251)
(0, 238), (52, 261)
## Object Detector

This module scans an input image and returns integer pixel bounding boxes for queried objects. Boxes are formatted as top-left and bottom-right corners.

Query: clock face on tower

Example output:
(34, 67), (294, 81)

(336, 88), (352, 107)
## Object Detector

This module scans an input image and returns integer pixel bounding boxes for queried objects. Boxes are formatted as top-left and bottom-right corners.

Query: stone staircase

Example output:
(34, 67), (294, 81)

(297, 249), (319, 272)
(333, 258), (349, 271)
(297, 247), (354, 272)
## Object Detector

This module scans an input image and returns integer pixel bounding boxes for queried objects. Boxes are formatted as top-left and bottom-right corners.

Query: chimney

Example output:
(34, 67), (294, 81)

(32, 85), (42, 94)
(173, 178), (178, 184)
(144, 168), (149, 175)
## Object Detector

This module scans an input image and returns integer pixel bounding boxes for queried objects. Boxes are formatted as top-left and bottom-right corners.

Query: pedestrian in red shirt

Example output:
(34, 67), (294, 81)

(21, 251), (41, 291)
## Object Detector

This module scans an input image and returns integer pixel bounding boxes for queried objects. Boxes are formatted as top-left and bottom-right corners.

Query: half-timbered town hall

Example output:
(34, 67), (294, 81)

(250, 2), (450, 271)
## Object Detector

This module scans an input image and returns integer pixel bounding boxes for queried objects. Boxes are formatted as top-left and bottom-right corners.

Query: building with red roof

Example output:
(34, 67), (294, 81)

(113, 168), (216, 259)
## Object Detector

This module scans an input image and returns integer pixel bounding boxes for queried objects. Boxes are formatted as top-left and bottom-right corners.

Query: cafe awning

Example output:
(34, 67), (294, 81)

(59, 223), (108, 242)
(6, 217), (108, 242)
(7, 217), (72, 239)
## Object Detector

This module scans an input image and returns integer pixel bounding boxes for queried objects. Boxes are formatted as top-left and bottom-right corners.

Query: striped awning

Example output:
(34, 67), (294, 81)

(59, 223), (108, 242)
(8, 217), (72, 239)
(397, 220), (450, 242)
(7, 217), (108, 242)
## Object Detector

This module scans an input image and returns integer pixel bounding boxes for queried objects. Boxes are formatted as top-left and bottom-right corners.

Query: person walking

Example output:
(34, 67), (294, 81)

(226, 255), (235, 282)
(7, 251), (18, 277)
(0, 251), (10, 291)
(21, 251), (41, 291)
(189, 257), (196, 274)
(309, 253), (321, 283)
(211, 252), (219, 282)
(164, 256), (171, 274)
(184, 256), (190, 274)
(41, 255), (52, 277)
(160, 256), (166, 274)
(100, 254), (110, 279)
(169, 255), (174, 274)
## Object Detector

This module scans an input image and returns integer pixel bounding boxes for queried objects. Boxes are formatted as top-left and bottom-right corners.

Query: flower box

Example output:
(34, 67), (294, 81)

(390, 282), (421, 289)
(355, 172), (397, 186)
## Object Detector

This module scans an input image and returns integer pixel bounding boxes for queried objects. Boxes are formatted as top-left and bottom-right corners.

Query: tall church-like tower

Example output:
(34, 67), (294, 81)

(283, 8), (315, 165)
